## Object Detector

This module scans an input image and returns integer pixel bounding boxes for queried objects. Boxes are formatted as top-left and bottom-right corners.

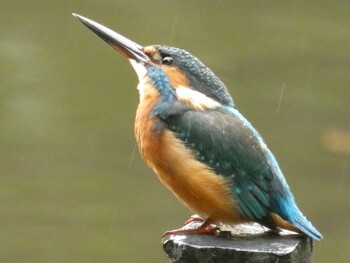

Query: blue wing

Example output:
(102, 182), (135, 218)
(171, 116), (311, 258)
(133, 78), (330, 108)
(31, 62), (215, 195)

(159, 104), (322, 240)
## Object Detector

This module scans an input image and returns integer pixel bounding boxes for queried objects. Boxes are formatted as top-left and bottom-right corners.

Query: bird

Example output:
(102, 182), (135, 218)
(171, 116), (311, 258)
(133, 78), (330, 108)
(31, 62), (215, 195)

(73, 13), (322, 241)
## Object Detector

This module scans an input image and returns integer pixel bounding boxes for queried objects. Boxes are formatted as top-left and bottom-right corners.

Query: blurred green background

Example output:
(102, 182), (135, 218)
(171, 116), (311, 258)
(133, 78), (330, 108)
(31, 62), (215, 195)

(1, 1), (349, 262)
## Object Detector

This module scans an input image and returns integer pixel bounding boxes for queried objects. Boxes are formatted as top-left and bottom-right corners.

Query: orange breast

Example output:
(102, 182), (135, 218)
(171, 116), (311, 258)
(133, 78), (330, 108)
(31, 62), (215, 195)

(134, 84), (244, 224)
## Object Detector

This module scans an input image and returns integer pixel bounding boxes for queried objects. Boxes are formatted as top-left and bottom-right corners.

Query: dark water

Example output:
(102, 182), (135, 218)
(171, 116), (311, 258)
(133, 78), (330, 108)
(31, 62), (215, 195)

(0, 1), (349, 262)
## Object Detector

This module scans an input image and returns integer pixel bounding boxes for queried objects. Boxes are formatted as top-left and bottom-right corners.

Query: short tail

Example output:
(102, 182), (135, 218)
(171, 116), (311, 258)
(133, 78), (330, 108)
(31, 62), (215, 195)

(291, 212), (323, 241)
(274, 198), (323, 241)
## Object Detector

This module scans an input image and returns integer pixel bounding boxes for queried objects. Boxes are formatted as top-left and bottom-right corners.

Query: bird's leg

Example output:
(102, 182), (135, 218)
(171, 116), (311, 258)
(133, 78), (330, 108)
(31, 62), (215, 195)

(162, 219), (220, 238)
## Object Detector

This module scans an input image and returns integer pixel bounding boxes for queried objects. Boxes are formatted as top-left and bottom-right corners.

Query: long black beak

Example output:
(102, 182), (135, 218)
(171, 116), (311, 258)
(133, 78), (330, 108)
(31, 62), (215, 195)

(73, 13), (150, 64)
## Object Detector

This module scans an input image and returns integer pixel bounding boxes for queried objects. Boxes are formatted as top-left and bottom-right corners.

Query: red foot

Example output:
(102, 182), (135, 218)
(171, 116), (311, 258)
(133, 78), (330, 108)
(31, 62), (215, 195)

(162, 219), (221, 239)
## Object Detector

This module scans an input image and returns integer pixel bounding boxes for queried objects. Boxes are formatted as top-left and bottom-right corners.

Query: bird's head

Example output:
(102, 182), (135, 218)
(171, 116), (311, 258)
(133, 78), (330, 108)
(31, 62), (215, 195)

(73, 14), (234, 110)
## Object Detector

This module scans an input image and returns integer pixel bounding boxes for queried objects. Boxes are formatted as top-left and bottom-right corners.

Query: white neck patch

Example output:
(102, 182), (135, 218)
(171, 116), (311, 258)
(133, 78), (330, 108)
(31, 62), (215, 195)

(175, 86), (220, 111)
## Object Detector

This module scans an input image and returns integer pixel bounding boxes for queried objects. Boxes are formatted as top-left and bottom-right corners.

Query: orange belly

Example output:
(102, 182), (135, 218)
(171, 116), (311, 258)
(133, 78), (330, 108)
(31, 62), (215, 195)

(134, 87), (244, 224)
(154, 130), (246, 223)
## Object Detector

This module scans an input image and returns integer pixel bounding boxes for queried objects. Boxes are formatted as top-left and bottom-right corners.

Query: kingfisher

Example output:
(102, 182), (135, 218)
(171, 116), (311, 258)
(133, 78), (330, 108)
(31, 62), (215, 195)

(73, 14), (322, 241)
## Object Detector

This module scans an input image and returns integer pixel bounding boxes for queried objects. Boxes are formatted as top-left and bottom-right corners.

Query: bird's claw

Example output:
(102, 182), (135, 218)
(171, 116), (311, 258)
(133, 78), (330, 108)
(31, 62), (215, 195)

(162, 219), (221, 240)
(183, 215), (204, 226)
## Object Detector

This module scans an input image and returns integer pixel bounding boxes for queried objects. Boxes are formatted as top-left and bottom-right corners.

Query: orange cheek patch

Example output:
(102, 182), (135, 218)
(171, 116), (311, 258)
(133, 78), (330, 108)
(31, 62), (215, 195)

(161, 66), (189, 88)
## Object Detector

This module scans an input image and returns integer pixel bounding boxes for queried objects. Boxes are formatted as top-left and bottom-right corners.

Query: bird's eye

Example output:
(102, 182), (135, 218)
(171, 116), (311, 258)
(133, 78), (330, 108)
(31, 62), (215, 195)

(162, 56), (174, 65)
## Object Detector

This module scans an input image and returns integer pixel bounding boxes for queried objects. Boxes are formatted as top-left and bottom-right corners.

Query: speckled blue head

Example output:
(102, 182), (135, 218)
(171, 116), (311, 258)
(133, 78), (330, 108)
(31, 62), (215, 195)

(152, 45), (235, 108)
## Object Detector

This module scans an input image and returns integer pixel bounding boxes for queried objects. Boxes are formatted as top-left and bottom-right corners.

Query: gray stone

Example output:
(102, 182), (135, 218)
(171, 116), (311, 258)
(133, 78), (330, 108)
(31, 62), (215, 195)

(163, 223), (313, 263)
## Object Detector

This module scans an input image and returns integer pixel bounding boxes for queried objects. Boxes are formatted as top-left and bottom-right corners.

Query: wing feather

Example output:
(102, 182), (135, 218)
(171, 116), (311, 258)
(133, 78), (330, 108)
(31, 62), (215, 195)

(163, 107), (281, 222)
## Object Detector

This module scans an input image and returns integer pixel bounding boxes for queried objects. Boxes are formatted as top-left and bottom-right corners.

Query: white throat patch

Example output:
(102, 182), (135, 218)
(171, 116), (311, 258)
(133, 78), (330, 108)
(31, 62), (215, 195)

(129, 60), (152, 101)
(129, 59), (147, 82)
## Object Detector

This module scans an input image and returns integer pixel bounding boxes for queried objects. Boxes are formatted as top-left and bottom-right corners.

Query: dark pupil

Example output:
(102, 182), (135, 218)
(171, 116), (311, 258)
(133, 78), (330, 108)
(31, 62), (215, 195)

(162, 56), (173, 65)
